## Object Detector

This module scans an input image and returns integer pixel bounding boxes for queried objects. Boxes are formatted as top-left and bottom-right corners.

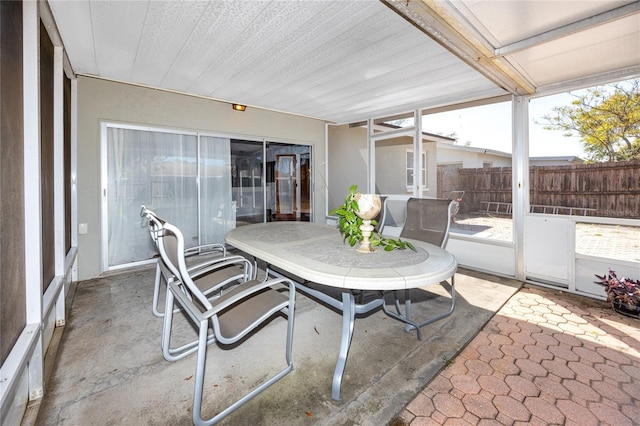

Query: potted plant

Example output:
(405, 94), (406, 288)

(329, 185), (415, 252)
(594, 269), (640, 319)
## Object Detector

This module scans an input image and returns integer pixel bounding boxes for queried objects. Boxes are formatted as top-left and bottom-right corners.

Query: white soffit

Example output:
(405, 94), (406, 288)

(47, 0), (640, 124)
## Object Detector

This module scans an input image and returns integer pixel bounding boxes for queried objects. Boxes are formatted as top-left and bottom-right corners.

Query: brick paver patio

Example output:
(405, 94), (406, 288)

(394, 285), (640, 425)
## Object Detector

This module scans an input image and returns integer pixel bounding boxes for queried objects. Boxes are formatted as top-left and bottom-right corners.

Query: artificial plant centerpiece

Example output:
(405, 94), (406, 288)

(594, 269), (640, 319)
(330, 185), (415, 252)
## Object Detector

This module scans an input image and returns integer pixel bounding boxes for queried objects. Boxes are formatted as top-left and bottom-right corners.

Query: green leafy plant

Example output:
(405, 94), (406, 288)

(442, 355), (452, 368)
(329, 185), (415, 251)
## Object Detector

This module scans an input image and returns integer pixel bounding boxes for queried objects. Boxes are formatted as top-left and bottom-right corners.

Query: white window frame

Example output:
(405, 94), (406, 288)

(406, 149), (427, 190)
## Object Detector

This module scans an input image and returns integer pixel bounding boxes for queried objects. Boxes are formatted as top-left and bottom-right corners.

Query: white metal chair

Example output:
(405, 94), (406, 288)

(382, 198), (456, 340)
(140, 205), (235, 318)
(141, 206), (255, 362)
(374, 195), (388, 234)
(447, 190), (465, 222)
(156, 221), (296, 425)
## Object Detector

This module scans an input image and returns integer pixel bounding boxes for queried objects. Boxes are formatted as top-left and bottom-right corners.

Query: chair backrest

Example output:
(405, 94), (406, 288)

(447, 191), (465, 202)
(400, 198), (453, 248)
(374, 195), (387, 233)
(140, 205), (166, 245)
(156, 221), (213, 311)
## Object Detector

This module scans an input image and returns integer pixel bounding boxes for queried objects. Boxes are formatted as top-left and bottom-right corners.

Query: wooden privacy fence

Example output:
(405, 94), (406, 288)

(437, 160), (640, 219)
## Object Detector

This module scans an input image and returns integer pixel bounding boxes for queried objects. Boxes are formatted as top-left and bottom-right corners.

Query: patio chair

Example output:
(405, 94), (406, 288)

(156, 221), (296, 426)
(374, 195), (387, 234)
(447, 190), (465, 222)
(141, 207), (255, 362)
(140, 205), (236, 318)
(382, 198), (456, 340)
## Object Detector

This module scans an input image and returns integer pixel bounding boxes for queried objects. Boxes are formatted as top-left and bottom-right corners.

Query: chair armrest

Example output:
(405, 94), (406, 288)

(206, 277), (294, 316)
(188, 255), (251, 280)
(169, 276), (294, 324)
(184, 243), (226, 258)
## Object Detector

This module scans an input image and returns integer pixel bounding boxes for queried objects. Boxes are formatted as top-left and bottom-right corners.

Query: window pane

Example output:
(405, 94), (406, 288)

(107, 127), (197, 266)
(530, 91), (591, 217)
(530, 78), (640, 264)
(200, 136), (233, 244)
(373, 113), (415, 131)
(576, 222), (640, 262)
(529, 79), (639, 221)
(422, 152), (428, 188)
(425, 101), (513, 242)
(266, 142), (312, 222)
(231, 140), (264, 225)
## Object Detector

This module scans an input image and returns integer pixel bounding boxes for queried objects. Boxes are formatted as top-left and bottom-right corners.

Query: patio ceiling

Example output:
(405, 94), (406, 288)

(47, 0), (640, 124)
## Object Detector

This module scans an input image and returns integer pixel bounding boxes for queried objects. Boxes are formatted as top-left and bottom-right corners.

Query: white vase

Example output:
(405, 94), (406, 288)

(354, 194), (381, 253)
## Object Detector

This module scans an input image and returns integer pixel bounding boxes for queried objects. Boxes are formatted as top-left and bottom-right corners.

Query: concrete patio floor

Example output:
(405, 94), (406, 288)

(28, 260), (638, 425)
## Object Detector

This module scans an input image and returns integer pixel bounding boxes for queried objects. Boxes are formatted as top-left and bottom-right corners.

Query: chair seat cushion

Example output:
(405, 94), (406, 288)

(216, 280), (289, 339)
(193, 265), (244, 295)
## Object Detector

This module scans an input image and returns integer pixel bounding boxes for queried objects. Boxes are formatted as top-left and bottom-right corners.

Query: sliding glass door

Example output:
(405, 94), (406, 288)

(104, 124), (313, 270)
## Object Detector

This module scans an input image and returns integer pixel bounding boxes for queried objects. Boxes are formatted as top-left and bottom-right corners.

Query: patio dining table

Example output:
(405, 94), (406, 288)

(225, 221), (457, 400)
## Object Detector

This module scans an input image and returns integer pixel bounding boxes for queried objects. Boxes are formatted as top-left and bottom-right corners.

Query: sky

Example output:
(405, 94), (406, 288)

(422, 92), (585, 158)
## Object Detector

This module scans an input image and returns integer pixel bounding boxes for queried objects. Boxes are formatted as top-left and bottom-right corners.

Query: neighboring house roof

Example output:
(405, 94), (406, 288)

(436, 148), (586, 165)
(422, 133), (457, 144)
(530, 156), (585, 165)
(436, 142), (512, 159)
(366, 123), (584, 164)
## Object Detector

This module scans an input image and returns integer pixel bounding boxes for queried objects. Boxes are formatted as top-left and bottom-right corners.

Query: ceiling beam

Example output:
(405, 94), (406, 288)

(381, 0), (536, 96)
(40, 0), (76, 79)
(496, 2), (640, 57)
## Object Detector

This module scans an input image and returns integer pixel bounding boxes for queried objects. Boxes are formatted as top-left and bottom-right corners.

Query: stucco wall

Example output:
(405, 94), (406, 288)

(327, 125), (368, 213)
(326, 126), (443, 213)
(375, 138), (438, 197)
(76, 76), (327, 280)
(437, 147), (511, 168)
